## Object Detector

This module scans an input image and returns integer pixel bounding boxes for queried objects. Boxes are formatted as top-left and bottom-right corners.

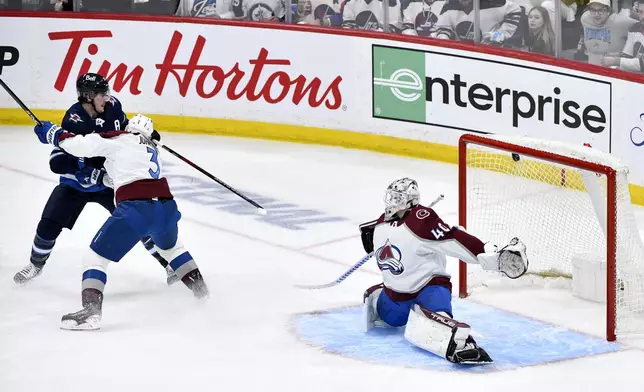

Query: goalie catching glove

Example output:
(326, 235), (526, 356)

(476, 237), (529, 279)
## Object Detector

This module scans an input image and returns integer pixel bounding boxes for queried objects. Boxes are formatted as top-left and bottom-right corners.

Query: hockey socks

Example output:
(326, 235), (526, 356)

(142, 236), (168, 268)
(167, 250), (209, 299)
(142, 236), (179, 285)
(30, 234), (55, 266)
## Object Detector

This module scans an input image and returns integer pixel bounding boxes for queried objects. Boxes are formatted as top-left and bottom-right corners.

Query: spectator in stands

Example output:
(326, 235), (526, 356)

(294, 0), (343, 26)
(341, 0), (401, 31)
(432, 0), (523, 46)
(400, 0), (446, 36)
(54, 0), (73, 11)
(541, 0), (586, 56)
(176, 0), (219, 17)
(601, 1), (644, 71)
(215, 0), (286, 20)
(525, 5), (555, 54)
(576, 0), (637, 65)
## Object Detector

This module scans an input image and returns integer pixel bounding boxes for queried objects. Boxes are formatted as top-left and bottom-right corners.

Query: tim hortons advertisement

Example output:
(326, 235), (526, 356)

(372, 45), (613, 151)
(0, 18), (346, 125)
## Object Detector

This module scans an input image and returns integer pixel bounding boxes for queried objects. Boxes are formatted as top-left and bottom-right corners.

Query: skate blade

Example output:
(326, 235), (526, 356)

(60, 316), (101, 331)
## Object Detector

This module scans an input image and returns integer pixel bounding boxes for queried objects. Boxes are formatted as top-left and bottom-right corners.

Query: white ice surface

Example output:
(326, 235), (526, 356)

(1, 126), (643, 391)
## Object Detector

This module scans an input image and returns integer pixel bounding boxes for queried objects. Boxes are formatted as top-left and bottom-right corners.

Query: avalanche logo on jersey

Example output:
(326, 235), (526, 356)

(69, 113), (83, 123)
(375, 239), (404, 275)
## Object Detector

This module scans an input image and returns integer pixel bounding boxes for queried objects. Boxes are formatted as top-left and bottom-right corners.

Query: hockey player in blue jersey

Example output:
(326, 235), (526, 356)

(13, 73), (178, 285)
(33, 114), (209, 330)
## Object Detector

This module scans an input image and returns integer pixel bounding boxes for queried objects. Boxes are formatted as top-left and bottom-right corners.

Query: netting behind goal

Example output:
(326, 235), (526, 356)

(459, 134), (644, 340)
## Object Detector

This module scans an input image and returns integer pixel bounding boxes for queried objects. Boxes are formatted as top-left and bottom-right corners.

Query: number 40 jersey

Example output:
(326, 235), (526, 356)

(371, 205), (487, 294)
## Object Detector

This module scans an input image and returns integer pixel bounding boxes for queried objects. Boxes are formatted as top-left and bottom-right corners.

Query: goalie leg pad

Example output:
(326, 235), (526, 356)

(363, 283), (390, 331)
(404, 305), (493, 364)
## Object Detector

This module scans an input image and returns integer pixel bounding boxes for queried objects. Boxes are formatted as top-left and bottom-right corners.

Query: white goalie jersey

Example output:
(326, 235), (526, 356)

(370, 205), (489, 293)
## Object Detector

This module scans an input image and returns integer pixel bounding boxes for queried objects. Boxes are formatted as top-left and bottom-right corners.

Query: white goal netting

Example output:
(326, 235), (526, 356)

(463, 134), (644, 337)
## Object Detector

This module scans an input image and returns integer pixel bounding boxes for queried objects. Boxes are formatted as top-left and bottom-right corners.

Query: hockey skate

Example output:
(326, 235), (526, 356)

(166, 265), (179, 285)
(182, 269), (210, 299)
(449, 336), (493, 365)
(13, 263), (44, 284)
(61, 289), (103, 331)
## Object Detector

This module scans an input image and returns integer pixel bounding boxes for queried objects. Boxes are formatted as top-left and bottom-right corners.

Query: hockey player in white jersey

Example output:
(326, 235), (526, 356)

(342, 0), (402, 31)
(577, 0), (637, 66)
(401, 0), (447, 36)
(33, 115), (210, 330)
(360, 178), (528, 364)
(432, 0), (523, 44)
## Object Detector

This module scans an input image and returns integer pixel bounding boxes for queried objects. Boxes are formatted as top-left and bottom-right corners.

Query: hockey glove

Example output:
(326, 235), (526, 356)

(79, 157), (106, 169)
(34, 121), (64, 146)
(75, 167), (107, 187)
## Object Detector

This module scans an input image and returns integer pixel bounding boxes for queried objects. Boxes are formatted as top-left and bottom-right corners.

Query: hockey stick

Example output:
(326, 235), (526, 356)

(155, 138), (267, 215)
(294, 252), (374, 290)
(0, 78), (42, 126)
(295, 194), (445, 290)
(0, 79), (266, 215)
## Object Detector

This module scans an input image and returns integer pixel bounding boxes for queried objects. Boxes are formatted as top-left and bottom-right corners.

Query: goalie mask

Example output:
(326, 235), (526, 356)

(384, 178), (420, 220)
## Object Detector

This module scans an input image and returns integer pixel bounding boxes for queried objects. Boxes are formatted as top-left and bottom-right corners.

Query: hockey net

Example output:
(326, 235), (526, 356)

(459, 134), (644, 341)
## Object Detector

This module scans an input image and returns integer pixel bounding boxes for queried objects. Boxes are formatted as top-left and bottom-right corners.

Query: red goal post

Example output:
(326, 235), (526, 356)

(458, 133), (619, 341)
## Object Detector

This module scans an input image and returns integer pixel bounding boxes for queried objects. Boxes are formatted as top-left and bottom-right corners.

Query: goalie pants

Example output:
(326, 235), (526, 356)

(377, 285), (452, 327)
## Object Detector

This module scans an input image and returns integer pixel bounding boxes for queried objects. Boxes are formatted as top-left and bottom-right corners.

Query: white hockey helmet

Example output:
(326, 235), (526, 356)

(384, 178), (420, 220)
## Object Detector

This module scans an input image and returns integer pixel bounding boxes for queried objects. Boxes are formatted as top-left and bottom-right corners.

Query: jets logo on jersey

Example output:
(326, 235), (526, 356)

(69, 113), (83, 123)
(356, 11), (381, 30)
(248, 3), (277, 20)
(192, 0), (218, 17)
(95, 118), (105, 127)
(414, 9), (439, 36)
(375, 239), (404, 275)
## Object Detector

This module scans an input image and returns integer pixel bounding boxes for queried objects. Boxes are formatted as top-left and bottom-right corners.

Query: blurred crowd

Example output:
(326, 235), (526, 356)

(2, 0), (644, 72)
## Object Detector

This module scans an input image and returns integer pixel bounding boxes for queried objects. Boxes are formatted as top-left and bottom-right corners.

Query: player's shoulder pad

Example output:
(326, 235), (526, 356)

(61, 104), (89, 134)
(108, 95), (122, 110)
(359, 214), (386, 232)
(404, 205), (444, 240)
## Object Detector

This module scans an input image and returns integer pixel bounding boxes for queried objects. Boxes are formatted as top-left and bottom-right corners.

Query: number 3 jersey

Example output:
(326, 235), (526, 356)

(371, 205), (486, 294)
(56, 131), (173, 204)
(50, 96), (129, 192)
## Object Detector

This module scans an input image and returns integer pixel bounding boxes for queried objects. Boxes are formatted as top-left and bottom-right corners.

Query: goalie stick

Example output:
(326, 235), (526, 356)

(0, 78), (266, 215)
(295, 194), (444, 290)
